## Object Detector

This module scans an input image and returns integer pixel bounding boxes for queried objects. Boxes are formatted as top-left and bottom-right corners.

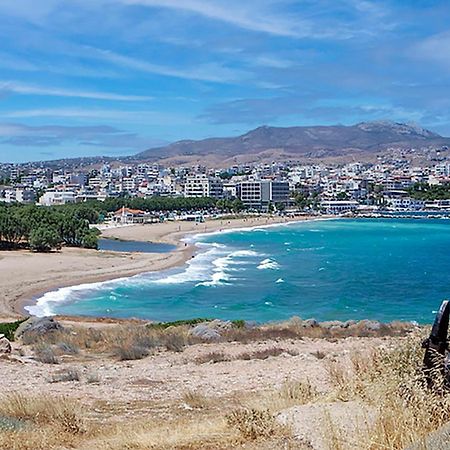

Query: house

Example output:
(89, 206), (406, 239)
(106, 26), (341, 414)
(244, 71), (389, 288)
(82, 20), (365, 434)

(113, 207), (149, 224)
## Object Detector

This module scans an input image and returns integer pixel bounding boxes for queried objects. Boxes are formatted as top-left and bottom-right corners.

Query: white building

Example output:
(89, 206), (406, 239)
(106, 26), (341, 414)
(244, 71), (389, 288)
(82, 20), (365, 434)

(184, 174), (223, 198)
(39, 190), (76, 206)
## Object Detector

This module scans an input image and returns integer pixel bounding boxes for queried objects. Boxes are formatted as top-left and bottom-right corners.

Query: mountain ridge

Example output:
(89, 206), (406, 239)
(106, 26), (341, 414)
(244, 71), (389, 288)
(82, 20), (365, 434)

(129, 121), (448, 165)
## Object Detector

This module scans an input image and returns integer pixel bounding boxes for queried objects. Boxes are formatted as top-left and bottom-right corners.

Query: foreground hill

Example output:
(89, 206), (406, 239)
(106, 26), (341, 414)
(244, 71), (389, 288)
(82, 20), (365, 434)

(131, 121), (450, 166)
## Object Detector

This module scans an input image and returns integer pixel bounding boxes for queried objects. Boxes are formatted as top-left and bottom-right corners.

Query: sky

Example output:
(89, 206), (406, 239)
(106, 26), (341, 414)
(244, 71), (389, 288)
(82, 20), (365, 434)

(1, 0), (450, 162)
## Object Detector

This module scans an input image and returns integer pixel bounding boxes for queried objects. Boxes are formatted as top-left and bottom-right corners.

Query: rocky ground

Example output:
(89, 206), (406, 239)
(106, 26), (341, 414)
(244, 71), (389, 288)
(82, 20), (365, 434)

(0, 316), (443, 450)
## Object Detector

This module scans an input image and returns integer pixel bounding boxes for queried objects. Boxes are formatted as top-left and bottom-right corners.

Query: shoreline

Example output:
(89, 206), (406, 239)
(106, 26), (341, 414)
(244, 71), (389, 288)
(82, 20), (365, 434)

(6, 214), (317, 320)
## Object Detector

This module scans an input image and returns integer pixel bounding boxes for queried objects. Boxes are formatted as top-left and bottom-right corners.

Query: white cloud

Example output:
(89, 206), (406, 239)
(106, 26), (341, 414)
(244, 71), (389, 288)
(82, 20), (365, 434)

(0, 80), (152, 101)
(89, 47), (249, 83)
(115, 0), (322, 38)
(4, 107), (193, 125)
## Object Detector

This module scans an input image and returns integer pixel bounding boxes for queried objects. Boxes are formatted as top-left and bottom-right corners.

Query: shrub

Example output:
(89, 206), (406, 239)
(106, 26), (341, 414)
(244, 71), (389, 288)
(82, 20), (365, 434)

(33, 344), (60, 364)
(147, 318), (212, 329)
(163, 331), (187, 352)
(195, 351), (229, 364)
(57, 341), (80, 355)
(226, 408), (277, 440)
(114, 344), (149, 361)
(50, 368), (80, 383)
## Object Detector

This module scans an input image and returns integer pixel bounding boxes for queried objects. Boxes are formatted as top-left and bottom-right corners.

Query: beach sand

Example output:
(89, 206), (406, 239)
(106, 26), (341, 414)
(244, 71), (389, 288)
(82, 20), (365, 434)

(0, 214), (314, 320)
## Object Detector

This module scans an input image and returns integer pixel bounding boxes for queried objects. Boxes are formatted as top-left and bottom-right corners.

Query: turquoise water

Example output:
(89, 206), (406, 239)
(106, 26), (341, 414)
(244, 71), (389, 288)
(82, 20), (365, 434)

(28, 219), (450, 324)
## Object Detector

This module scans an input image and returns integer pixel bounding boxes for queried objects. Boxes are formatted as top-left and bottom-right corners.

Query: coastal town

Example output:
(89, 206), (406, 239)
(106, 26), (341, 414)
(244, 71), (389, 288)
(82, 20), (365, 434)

(1, 156), (450, 217)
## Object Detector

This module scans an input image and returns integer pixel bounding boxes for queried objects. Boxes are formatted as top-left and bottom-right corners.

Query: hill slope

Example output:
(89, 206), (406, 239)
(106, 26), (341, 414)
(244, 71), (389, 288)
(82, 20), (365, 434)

(131, 121), (449, 166)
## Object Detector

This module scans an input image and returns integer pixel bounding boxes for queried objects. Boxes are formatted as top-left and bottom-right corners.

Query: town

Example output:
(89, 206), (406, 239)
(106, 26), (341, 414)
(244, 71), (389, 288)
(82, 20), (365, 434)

(1, 157), (450, 218)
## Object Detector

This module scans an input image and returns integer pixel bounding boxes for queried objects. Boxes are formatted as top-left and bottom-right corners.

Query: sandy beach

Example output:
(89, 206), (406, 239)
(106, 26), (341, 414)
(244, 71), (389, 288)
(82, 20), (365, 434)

(0, 214), (314, 320)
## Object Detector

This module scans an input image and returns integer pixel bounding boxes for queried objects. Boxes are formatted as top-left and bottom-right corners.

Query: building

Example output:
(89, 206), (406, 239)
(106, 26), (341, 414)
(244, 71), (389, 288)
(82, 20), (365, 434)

(39, 190), (76, 206)
(239, 180), (290, 210)
(112, 207), (151, 224)
(15, 188), (36, 204)
(184, 174), (223, 198)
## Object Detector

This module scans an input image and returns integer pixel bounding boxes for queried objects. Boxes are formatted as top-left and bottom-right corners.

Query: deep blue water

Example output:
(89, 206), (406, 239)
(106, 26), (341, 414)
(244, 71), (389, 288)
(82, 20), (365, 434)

(98, 238), (175, 253)
(28, 219), (450, 324)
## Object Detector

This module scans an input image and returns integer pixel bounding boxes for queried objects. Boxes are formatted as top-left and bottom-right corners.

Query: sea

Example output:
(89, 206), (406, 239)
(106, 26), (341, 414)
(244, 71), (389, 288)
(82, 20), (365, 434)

(27, 218), (450, 324)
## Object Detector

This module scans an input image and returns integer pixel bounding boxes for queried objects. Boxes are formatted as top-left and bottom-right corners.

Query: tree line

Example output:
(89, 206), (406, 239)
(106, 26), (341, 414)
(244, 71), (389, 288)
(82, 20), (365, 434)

(0, 196), (245, 252)
(0, 204), (100, 252)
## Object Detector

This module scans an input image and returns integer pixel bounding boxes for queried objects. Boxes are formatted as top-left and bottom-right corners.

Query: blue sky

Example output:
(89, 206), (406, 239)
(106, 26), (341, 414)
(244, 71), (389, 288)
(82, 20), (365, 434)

(1, 0), (450, 162)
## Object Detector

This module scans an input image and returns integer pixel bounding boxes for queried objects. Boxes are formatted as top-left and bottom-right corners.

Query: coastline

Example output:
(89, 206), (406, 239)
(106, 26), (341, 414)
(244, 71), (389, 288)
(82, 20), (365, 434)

(1, 214), (317, 320)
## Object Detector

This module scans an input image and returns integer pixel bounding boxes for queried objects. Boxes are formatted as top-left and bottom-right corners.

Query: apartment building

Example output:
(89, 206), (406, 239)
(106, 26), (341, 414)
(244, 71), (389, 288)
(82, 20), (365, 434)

(239, 180), (290, 210)
(184, 174), (224, 198)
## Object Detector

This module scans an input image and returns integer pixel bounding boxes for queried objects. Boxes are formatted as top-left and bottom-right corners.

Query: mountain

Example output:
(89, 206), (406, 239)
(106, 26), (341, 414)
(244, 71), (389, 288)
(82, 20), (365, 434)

(130, 121), (449, 166)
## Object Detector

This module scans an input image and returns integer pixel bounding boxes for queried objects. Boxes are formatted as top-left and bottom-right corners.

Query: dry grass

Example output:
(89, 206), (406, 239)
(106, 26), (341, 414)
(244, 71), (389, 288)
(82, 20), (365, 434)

(323, 329), (450, 449)
(226, 407), (291, 441)
(0, 393), (84, 432)
(79, 416), (238, 449)
(195, 347), (298, 365)
(182, 390), (210, 409)
(32, 324), (190, 359)
(32, 343), (60, 364)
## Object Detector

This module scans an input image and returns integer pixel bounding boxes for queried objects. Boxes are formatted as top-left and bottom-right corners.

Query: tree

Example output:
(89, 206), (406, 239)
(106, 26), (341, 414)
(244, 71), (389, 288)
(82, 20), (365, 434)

(29, 227), (61, 252)
(231, 198), (245, 213)
(275, 202), (286, 212)
(81, 228), (100, 249)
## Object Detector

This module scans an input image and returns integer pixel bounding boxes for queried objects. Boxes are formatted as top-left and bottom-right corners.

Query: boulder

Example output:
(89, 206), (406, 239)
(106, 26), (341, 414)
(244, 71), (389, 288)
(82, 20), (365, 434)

(303, 318), (319, 328)
(0, 334), (12, 354)
(208, 319), (233, 331)
(190, 324), (221, 341)
(321, 320), (344, 329)
(360, 320), (382, 331)
(15, 317), (64, 340)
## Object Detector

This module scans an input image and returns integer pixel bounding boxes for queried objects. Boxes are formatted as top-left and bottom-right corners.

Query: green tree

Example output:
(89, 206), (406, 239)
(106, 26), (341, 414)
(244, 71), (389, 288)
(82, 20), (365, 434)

(29, 226), (61, 252)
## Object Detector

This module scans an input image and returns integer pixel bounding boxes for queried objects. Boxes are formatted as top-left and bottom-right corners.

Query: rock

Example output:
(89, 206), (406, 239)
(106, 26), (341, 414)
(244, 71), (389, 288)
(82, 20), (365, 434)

(208, 319), (233, 331)
(361, 320), (382, 331)
(321, 320), (344, 329)
(303, 319), (319, 328)
(15, 317), (64, 340)
(190, 324), (221, 341)
(343, 320), (357, 328)
(0, 335), (12, 354)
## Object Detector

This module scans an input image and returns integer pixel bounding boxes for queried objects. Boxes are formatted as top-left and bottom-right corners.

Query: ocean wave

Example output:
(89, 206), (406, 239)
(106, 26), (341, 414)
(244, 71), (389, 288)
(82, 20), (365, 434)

(275, 278), (284, 283)
(25, 278), (124, 317)
(195, 249), (261, 287)
(257, 258), (280, 270)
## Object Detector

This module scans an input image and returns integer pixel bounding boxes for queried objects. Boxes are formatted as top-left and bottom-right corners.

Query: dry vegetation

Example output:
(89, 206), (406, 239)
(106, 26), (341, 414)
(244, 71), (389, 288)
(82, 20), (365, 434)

(2, 319), (449, 449)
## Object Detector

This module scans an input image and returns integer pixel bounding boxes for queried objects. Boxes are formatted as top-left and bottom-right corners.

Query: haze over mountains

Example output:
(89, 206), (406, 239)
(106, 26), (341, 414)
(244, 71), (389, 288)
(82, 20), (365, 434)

(17, 121), (450, 167)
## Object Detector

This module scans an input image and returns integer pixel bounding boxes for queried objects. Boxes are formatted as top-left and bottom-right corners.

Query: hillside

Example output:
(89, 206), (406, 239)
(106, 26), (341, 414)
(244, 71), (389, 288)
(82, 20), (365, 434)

(130, 121), (449, 166)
